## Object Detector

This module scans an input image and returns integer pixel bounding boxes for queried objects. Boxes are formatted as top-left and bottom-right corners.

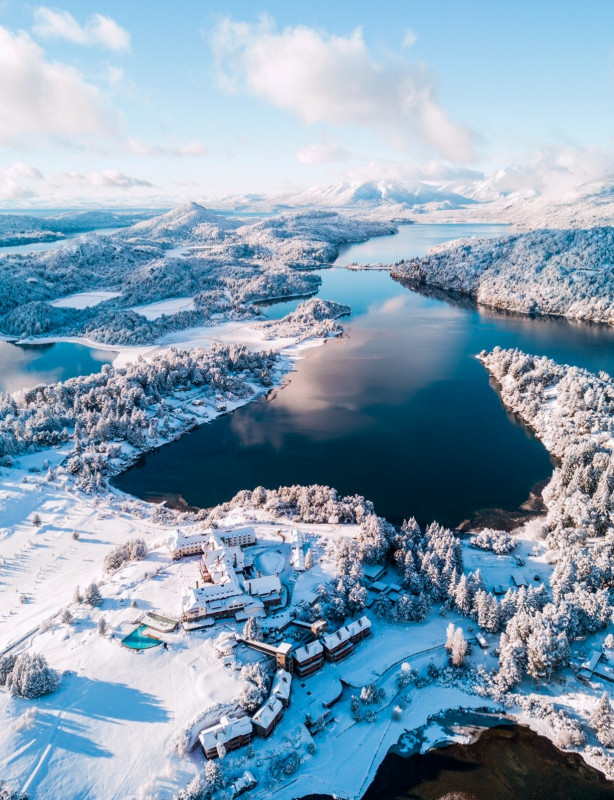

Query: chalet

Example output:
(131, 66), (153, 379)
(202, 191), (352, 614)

(475, 632), (488, 649)
(271, 668), (292, 708)
(218, 527), (257, 548)
(182, 582), (244, 622)
(322, 626), (354, 663)
(346, 615), (372, 644)
(199, 715), (253, 759)
(252, 696), (284, 738)
(293, 640), (324, 677)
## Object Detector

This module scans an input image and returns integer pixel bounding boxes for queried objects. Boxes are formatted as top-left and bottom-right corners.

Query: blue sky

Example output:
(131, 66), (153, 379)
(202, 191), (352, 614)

(0, 0), (612, 205)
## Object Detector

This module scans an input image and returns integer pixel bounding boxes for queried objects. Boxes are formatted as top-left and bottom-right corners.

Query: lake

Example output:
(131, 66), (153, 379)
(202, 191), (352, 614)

(113, 223), (614, 527)
(0, 340), (115, 395)
(360, 724), (614, 800)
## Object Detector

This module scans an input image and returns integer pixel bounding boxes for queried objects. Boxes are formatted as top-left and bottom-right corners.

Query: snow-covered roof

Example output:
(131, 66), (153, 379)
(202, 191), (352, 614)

(182, 581), (242, 613)
(166, 528), (206, 553)
(293, 640), (323, 663)
(252, 696), (283, 729)
(346, 615), (372, 638)
(271, 668), (292, 702)
(322, 625), (352, 650)
(199, 715), (252, 752)
(243, 574), (281, 597)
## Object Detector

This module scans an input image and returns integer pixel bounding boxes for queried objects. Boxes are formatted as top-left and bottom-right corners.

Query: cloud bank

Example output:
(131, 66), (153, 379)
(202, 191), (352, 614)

(33, 7), (130, 51)
(212, 17), (475, 163)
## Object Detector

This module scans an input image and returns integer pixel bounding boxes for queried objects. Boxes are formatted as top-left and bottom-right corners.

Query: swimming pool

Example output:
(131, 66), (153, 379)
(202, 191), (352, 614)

(121, 624), (162, 650)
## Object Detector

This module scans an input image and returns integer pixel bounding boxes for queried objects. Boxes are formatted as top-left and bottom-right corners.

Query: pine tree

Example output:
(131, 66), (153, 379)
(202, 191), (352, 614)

(97, 617), (107, 636)
(305, 548), (314, 570)
(60, 608), (73, 625)
(84, 582), (102, 606)
(350, 695), (362, 721)
(589, 693), (614, 747)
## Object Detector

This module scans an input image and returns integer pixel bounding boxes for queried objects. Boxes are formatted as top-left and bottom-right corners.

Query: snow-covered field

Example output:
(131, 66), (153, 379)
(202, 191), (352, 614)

(130, 297), (196, 320)
(50, 291), (122, 310)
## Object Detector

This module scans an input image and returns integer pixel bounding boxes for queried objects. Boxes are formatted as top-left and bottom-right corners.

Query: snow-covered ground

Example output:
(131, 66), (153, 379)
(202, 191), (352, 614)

(50, 291), (122, 310)
(130, 297), (196, 320)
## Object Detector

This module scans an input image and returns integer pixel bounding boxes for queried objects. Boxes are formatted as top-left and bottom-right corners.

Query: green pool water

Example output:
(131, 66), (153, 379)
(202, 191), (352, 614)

(121, 624), (161, 650)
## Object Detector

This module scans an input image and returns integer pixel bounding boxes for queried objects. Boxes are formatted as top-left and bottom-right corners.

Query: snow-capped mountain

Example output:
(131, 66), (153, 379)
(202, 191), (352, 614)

(210, 180), (476, 214)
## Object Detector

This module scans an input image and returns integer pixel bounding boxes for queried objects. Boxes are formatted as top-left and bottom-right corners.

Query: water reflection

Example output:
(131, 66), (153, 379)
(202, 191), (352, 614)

(115, 225), (614, 527)
(0, 340), (115, 394)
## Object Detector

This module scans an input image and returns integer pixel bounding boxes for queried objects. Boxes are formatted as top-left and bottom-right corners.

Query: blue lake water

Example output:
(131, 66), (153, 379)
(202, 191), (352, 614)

(114, 224), (614, 528)
(0, 340), (115, 394)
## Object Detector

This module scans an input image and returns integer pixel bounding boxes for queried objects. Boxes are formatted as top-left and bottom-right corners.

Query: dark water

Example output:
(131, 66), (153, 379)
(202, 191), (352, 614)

(114, 224), (614, 527)
(359, 725), (614, 800)
(0, 340), (115, 394)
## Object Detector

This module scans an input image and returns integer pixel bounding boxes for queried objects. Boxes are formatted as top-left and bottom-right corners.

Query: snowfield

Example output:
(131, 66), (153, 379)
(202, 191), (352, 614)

(50, 291), (122, 310)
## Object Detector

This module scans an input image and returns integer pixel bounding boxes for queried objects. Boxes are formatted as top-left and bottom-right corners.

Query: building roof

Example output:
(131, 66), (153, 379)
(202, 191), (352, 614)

(199, 715), (252, 752)
(511, 572), (528, 587)
(294, 640), (323, 663)
(363, 564), (386, 581)
(346, 615), (372, 638)
(271, 669), (292, 703)
(322, 625), (352, 650)
(243, 575), (282, 597)
(167, 528), (207, 554)
(252, 696), (283, 729)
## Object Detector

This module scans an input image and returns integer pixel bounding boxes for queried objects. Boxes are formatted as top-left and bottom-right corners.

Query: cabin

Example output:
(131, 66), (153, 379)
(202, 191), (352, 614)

(363, 564), (386, 582)
(252, 696), (284, 738)
(199, 715), (253, 759)
(293, 640), (324, 677)
(511, 572), (528, 588)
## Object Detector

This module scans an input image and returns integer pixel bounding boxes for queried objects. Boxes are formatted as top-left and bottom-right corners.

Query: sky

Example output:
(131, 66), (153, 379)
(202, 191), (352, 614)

(0, 0), (613, 207)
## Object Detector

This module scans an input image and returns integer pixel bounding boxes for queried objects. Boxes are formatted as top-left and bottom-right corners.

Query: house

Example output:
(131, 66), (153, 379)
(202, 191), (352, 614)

(579, 649), (604, 682)
(322, 626), (354, 663)
(271, 668), (292, 708)
(511, 572), (528, 588)
(293, 640), (324, 677)
(252, 696), (284, 738)
(346, 615), (372, 644)
(218, 527), (256, 548)
(363, 564), (386, 582)
(199, 715), (253, 759)
(475, 632), (488, 649)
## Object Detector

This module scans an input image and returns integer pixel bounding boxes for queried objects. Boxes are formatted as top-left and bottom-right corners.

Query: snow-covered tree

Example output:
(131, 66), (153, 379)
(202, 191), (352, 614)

(3, 653), (60, 698)
(242, 617), (263, 642)
(83, 582), (102, 606)
(97, 617), (107, 636)
(589, 693), (614, 747)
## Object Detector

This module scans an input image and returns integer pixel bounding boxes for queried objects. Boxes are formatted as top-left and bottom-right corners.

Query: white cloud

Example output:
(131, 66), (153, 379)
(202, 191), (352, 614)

(0, 26), (113, 144)
(343, 158), (484, 184)
(127, 139), (208, 157)
(402, 29), (417, 48)
(0, 162), (44, 200)
(33, 7), (130, 51)
(477, 146), (614, 198)
(211, 18), (474, 162)
(296, 141), (349, 165)
(63, 169), (153, 188)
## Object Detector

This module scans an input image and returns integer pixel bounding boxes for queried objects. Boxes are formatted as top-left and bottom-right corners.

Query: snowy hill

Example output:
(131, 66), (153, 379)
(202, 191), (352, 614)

(392, 226), (614, 324)
(120, 202), (238, 244)
(0, 209), (157, 246)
